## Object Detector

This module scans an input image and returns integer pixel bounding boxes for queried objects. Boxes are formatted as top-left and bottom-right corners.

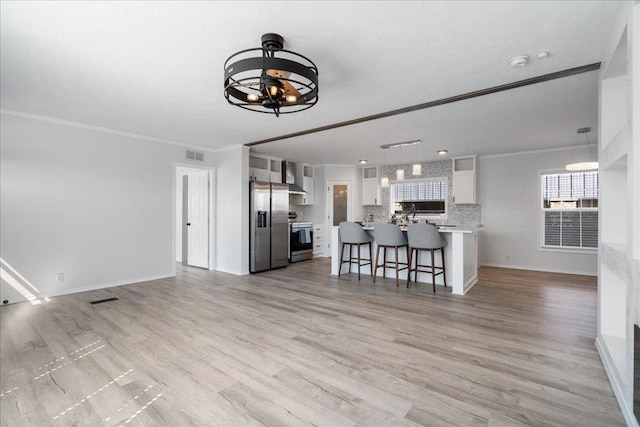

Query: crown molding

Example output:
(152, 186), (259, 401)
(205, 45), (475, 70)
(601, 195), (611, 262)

(0, 109), (238, 154)
(478, 143), (598, 160)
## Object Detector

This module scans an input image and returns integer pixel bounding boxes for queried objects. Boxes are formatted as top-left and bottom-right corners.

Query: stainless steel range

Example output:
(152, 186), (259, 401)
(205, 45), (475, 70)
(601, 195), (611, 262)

(289, 222), (313, 262)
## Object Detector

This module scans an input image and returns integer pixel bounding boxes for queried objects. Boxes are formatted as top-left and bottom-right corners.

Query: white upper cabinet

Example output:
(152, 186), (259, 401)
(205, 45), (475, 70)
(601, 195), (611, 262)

(249, 155), (270, 182)
(362, 166), (381, 205)
(452, 156), (477, 204)
(269, 158), (282, 183)
(293, 163), (314, 205)
(301, 165), (314, 205)
(249, 154), (283, 183)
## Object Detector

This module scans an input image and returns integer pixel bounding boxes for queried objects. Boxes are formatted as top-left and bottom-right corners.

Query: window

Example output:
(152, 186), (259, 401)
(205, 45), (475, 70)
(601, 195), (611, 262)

(541, 171), (598, 249)
(391, 178), (447, 216)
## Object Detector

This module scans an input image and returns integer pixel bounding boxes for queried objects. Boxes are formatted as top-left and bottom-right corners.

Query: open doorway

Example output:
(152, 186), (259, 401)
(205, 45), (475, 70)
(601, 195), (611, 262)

(175, 165), (215, 270)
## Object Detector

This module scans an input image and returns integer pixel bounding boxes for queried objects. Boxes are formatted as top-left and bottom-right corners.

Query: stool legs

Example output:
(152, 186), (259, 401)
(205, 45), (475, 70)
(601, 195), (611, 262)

(373, 245), (381, 283)
(357, 243), (361, 280)
(383, 247), (387, 278)
(406, 247), (446, 291)
(441, 247), (446, 287)
(395, 246), (399, 285)
(374, 244), (408, 286)
(407, 247), (419, 287)
(430, 249), (436, 292)
(339, 242), (372, 281)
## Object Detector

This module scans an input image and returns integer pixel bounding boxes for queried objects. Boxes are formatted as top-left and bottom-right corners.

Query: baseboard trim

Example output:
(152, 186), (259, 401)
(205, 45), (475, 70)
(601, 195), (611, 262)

(480, 262), (597, 276)
(38, 273), (175, 300)
(595, 336), (638, 427)
(214, 267), (246, 276)
(462, 274), (479, 295)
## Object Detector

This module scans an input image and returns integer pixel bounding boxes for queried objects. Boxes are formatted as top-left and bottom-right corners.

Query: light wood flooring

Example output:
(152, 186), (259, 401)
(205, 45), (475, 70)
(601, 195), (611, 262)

(0, 259), (624, 426)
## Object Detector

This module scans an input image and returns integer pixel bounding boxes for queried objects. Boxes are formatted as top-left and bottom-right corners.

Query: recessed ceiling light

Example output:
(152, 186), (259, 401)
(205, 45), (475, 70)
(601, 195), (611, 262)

(537, 50), (550, 60)
(509, 54), (530, 68)
(437, 149), (448, 155)
(359, 159), (368, 164)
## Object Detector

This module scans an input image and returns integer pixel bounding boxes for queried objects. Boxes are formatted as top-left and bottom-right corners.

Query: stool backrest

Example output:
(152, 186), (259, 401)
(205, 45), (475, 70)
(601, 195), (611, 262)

(373, 223), (408, 246)
(339, 222), (373, 244)
(407, 223), (446, 249)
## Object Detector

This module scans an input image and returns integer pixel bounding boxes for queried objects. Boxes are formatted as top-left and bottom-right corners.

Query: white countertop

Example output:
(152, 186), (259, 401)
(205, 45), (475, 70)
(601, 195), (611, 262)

(344, 224), (483, 233)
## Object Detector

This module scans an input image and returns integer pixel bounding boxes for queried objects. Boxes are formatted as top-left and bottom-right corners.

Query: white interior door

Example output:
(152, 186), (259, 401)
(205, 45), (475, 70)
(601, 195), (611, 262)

(328, 180), (351, 227)
(187, 171), (209, 268)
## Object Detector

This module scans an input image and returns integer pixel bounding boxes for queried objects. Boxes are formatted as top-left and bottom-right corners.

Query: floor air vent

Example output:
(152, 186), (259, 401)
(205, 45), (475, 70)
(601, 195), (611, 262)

(89, 297), (119, 305)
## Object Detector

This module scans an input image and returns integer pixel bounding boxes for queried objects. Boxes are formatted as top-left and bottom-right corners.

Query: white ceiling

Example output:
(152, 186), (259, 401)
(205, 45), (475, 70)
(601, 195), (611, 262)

(0, 1), (624, 165)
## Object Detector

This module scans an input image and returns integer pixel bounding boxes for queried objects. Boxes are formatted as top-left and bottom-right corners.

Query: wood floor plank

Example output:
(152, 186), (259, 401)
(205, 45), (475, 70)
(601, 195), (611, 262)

(0, 260), (625, 426)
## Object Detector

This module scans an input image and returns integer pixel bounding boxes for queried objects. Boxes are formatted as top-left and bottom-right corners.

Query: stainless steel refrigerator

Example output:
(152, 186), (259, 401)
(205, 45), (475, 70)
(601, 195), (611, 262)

(250, 181), (289, 273)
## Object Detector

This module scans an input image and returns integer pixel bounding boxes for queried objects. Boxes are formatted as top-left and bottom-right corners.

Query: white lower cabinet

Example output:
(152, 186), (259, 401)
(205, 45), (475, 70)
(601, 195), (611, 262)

(313, 223), (324, 257)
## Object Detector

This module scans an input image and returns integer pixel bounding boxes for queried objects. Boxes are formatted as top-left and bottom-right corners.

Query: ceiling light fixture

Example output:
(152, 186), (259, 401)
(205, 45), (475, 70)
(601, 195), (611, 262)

(566, 127), (598, 171)
(359, 159), (368, 164)
(413, 141), (422, 176)
(396, 146), (404, 181)
(437, 149), (448, 155)
(537, 50), (550, 60)
(509, 54), (530, 68)
(381, 147), (389, 188)
(380, 140), (421, 149)
(224, 33), (319, 117)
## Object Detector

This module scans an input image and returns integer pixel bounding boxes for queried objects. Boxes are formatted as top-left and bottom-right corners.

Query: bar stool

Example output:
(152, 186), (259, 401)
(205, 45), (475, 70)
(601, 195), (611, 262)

(373, 223), (409, 286)
(338, 222), (373, 280)
(407, 223), (447, 291)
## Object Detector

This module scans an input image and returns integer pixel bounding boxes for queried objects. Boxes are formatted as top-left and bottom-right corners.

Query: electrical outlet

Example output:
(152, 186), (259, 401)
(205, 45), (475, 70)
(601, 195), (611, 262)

(505, 255), (510, 262)
(56, 273), (64, 282)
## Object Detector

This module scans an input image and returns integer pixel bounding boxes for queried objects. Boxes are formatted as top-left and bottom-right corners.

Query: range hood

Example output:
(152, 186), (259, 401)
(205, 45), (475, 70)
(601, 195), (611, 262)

(281, 161), (307, 195)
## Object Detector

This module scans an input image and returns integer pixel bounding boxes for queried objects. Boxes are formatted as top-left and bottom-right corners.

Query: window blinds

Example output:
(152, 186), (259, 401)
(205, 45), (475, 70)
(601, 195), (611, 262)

(541, 171), (598, 249)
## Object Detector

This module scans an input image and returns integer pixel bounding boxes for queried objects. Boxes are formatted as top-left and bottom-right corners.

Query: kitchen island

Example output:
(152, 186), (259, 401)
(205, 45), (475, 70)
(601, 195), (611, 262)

(330, 224), (483, 295)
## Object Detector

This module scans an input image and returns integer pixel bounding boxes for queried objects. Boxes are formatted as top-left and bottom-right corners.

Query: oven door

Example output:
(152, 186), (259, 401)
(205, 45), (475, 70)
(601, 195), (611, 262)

(290, 227), (313, 262)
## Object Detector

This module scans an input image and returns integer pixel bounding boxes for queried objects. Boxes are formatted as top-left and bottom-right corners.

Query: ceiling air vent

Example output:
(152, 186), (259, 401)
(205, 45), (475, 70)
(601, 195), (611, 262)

(186, 150), (204, 161)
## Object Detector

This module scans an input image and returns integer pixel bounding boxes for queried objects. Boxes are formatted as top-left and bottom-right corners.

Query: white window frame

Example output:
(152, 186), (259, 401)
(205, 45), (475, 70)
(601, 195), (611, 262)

(389, 177), (448, 222)
(539, 170), (598, 252)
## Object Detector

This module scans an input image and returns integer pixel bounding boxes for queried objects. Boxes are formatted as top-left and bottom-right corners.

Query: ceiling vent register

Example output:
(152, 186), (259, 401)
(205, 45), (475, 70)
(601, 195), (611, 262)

(186, 150), (204, 161)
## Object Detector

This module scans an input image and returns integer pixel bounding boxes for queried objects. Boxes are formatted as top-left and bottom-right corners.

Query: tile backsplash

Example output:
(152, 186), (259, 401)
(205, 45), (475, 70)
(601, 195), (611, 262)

(363, 160), (481, 225)
(288, 203), (307, 221)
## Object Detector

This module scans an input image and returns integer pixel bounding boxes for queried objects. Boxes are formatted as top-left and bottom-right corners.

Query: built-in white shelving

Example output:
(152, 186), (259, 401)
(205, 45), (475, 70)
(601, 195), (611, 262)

(596, 7), (640, 426)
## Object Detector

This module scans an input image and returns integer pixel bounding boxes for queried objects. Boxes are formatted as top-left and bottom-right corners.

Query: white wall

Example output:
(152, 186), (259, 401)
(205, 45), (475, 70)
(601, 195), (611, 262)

(0, 112), (247, 303)
(478, 146), (598, 276)
(214, 145), (250, 275)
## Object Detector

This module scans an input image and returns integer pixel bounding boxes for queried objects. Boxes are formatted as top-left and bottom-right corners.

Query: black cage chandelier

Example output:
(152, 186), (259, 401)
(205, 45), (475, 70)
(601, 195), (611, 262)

(224, 33), (319, 117)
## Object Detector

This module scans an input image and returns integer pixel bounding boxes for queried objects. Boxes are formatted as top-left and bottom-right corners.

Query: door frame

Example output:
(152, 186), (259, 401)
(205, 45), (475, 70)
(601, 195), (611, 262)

(173, 163), (216, 275)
